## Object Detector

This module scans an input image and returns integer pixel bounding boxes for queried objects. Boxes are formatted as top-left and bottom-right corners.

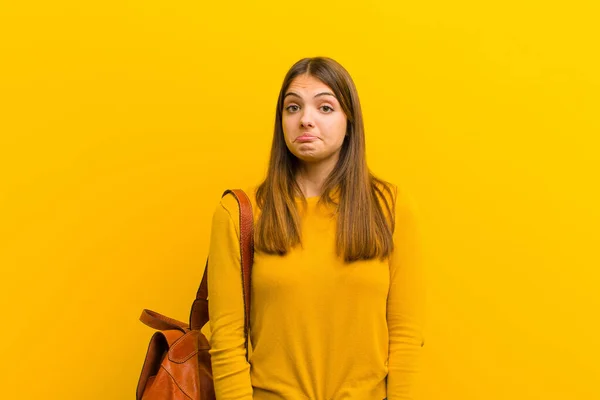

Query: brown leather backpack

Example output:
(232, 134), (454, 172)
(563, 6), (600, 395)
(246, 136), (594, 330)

(136, 189), (254, 400)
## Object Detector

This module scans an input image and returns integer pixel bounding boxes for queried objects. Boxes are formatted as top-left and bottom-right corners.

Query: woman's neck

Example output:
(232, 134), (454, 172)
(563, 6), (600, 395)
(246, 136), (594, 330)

(295, 155), (338, 198)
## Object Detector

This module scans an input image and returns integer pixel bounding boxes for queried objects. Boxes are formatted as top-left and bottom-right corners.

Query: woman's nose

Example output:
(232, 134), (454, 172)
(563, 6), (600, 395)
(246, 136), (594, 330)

(300, 111), (314, 128)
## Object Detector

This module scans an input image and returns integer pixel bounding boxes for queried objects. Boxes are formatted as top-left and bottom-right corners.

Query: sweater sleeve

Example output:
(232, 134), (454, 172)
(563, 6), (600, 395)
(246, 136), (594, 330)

(386, 186), (426, 400)
(207, 196), (253, 399)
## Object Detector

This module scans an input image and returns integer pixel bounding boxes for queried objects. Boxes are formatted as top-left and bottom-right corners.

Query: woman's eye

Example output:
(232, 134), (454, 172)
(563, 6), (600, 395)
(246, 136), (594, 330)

(285, 105), (333, 113)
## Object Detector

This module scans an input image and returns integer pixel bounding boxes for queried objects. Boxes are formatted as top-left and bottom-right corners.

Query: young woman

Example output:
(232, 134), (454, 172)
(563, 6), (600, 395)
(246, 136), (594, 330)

(207, 57), (424, 400)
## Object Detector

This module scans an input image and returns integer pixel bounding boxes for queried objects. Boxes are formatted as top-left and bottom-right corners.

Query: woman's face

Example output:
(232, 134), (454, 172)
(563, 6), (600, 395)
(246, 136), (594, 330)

(282, 74), (348, 164)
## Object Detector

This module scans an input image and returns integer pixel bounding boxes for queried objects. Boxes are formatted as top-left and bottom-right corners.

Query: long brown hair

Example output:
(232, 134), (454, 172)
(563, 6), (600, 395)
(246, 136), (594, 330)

(255, 57), (395, 263)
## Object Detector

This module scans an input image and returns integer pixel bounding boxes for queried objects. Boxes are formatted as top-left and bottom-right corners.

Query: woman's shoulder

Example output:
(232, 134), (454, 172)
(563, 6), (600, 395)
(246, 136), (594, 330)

(373, 178), (419, 218)
(216, 185), (260, 225)
(373, 178), (396, 200)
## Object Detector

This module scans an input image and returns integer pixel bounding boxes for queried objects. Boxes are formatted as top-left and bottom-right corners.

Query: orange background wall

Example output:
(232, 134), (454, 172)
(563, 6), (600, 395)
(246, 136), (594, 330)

(1, 1), (598, 398)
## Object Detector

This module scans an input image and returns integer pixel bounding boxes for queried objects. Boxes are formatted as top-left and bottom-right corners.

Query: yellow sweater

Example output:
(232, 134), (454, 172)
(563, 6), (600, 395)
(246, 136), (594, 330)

(206, 184), (425, 400)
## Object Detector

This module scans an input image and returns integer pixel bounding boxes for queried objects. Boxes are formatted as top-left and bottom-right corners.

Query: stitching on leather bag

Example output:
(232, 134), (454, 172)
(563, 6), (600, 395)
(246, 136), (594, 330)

(158, 365), (194, 400)
(168, 333), (199, 364)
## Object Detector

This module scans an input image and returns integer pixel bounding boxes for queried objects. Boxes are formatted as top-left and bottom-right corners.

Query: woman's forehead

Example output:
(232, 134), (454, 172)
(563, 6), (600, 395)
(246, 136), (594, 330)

(284, 77), (338, 102)
(287, 75), (332, 93)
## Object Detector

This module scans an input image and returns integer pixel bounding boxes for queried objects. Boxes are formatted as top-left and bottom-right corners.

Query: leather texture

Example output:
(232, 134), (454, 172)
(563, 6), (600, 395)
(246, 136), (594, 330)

(136, 189), (254, 400)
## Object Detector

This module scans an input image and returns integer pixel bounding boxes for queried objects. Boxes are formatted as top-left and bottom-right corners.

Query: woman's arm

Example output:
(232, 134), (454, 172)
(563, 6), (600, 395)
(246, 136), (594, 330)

(386, 185), (426, 400)
(207, 195), (253, 399)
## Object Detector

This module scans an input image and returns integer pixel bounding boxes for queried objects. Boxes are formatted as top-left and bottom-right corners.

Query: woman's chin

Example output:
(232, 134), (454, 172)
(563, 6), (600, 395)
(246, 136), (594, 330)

(294, 151), (322, 163)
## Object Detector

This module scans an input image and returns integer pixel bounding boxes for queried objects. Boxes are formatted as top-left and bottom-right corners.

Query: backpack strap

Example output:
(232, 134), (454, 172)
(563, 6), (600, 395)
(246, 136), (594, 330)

(189, 189), (254, 357)
(140, 309), (188, 332)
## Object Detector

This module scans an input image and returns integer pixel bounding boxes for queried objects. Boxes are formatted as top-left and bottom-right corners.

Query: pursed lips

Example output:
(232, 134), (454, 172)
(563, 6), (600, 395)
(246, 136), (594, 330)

(295, 133), (319, 142)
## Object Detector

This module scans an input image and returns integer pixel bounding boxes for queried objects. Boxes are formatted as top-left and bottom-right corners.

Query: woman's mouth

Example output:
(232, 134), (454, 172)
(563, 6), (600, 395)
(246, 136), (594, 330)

(296, 134), (318, 143)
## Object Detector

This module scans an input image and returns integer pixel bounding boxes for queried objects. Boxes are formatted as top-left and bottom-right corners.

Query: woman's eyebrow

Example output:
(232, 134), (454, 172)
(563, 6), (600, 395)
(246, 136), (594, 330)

(284, 91), (337, 100)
